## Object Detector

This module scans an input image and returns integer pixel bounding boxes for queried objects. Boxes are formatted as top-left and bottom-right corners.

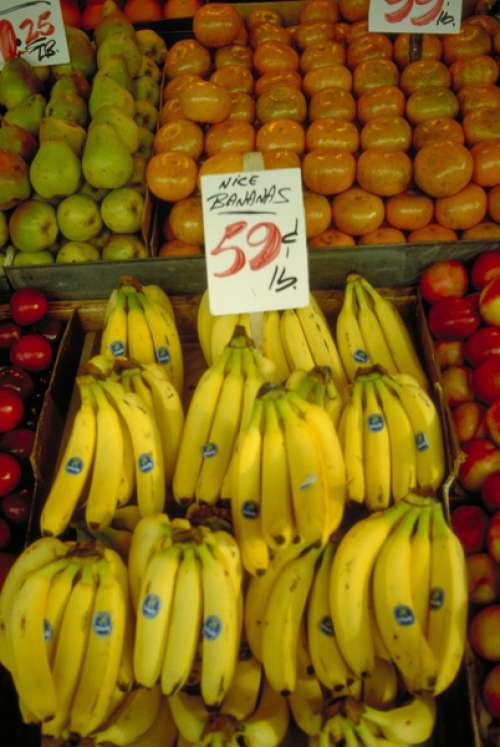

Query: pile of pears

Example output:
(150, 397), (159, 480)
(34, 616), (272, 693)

(0, 0), (166, 266)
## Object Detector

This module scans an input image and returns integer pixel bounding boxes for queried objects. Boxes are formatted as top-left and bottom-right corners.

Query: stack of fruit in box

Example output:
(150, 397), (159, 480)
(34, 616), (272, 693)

(147, 0), (500, 258)
(0, 2), (167, 265)
(0, 275), (473, 747)
(66, 0), (202, 30)
(421, 249), (500, 734)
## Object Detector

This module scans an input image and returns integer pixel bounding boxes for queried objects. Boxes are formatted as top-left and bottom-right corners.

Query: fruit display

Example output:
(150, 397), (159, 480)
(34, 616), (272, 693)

(72, 0), (202, 29)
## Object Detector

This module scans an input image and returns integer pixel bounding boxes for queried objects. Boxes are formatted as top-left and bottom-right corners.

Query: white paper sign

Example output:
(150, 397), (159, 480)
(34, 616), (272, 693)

(0, 0), (70, 69)
(369, 0), (462, 34)
(201, 168), (310, 316)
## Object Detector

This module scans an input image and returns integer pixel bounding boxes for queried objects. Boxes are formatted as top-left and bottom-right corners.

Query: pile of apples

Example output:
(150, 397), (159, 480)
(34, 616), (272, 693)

(421, 250), (500, 723)
(0, 288), (62, 590)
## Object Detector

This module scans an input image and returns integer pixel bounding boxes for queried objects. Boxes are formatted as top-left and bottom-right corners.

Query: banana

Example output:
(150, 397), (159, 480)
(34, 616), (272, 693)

(261, 398), (295, 548)
(241, 681), (289, 747)
(362, 659), (398, 711)
(262, 545), (320, 695)
(221, 652), (262, 721)
(427, 503), (468, 695)
(113, 505), (142, 532)
(308, 294), (349, 394)
(374, 377), (417, 502)
(360, 697), (436, 744)
(340, 717), (361, 747)
(40, 384), (97, 537)
(410, 506), (431, 635)
(197, 290), (214, 365)
(162, 544), (203, 695)
(125, 288), (156, 364)
(130, 371), (155, 413)
(104, 547), (134, 694)
(307, 543), (351, 692)
(280, 309), (315, 371)
(296, 303), (347, 394)
(173, 348), (231, 506)
(359, 278), (428, 389)
(262, 310), (290, 382)
(324, 371), (344, 427)
(252, 347), (277, 383)
(139, 290), (184, 394)
(197, 540), (240, 706)
(336, 281), (371, 382)
(116, 407), (136, 507)
(329, 502), (410, 678)
(142, 284), (175, 320)
(101, 287), (128, 358)
(363, 377), (391, 511)
(211, 313), (240, 364)
(94, 686), (162, 745)
(341, 380), (365, 504)
(372, 508), (438, 695)
(141, 364), (184, 482)
(44, 560), (80, 665)
(288, 675), (324, 736)
(353, 281), (397, 375)
(134, 543), (181, 687)
(127, 698), (178, 747)
(169, 689), (209, 743)
(128, 513), (171, 610)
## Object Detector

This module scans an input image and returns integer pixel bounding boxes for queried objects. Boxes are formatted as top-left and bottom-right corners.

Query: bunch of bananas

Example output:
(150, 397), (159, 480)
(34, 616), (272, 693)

(172, 330), (275, 507)
(129, 514), (243, 707)
(40, 358), (184, 536)
(94, 688), (177, 747)
(286, 366), (343, 427)
(197, 291), (347, 394)
(338, 370), (446, 508)
(336, 274), (427, 389)
(101, 280), (184, 394)
(231, 386), (345, 576)
(0, 538), (132, 740)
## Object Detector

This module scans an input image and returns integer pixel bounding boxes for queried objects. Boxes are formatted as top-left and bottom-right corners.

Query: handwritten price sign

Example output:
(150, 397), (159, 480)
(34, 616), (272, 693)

(0, 0), (70, 68)
(369, 0), (461, 34)
(201, 168), (310, 316)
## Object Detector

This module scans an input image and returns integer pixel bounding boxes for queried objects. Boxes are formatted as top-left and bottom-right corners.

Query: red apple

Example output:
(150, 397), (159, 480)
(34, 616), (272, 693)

(452, 402), (487, 443)
(464, 327), (500, 368)
(0, 489), (30, 525)
(0, 453), (21, 497)
(451, 504), (489, 553)
(0, 367), (34, 401)
(470, 605), (500, 661)
(486, 399), (500, 446)
(488, 511), (500, 564)
(459, 439), (500, 492)
(0, 321), (21, 349)
(0, 428), (35, 460)
(82, 0), (105, 28)
(467, 553), (500, 605)
(0, 517), (10, 549)
(420, 260), (468, 304)
(472, 357), (500, 404)
(0, 552), (15, 590)
(472, 250), (500, 290)
(434, 340), (464, 369)
(0, 387), (24, 432)
(480, 279), (500, 327)
(483, 663), (500, 718)
(441, 365), (473, 406)
(428, 296), (481, 340)
(61, 0), (81, 26)
(9, 288), (48, 327)
(482, 472), (500, 513)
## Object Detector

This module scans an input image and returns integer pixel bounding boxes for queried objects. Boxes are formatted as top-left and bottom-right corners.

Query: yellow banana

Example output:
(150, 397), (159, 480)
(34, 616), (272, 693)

(94, 686), (162, 746)
(341, 380), (365, 504)
(360, 697), (436, 744)
(288, 675), (324, 736)
(336, 281), (371, 382)
(142, 284), (175, 320)
(363, 377), (391, 511)
(126, 288), (156, 364)
(296, 303), (346, 393)
(353, 281), (397, 374)
(116, 408), (136, 507)
(44, 560), (80, 665)
(261, 398), (295, 548)
(128, 513), (171, 610)
(262, 310), (290, 382)
(211, 313), (240, 364)
(113, 505), (142, 531)
(410, 506), (431, 635)
(127, 698), (178, 747)
(130, 371), (155, 413)
(280, 309), (315, 371)
(197, 290), (214, 365)
(362, 659), (398, 711)
(241, 680), (289, 747)
(141, 364), (184, 482)
(308, 294), (348, 394)
(221, 651), (262, 721)
(101, 288), (128, 358)
(139, 290), (184, 394)
(169, 689), (209, 743)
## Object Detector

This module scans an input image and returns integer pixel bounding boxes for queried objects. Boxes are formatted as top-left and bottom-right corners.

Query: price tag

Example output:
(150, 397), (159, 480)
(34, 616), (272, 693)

(0, 0), (70, 68)
(368, 0), (462, 34)
(201, 167), (310, 316)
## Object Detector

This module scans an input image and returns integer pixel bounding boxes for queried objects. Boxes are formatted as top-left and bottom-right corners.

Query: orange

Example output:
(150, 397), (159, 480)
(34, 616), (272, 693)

(352, 59), (399, 96)
(332, 187), (385, 236)
(302, 149), (356, 194)
(210, 66), (254, 94)
(124, 0), (161, 22)
(443, 24), (492, 64)
(163, 0), (201, 18)
(462, 221), (500, 239)
(159, 98), (184, 125)
(413, 117), (464, 150)
(406, 88), (459, 125)
(464, 109), (500, 145)
(164, 39), (211, 79)
(253, 41), (299, 76)
(472, 141), (500, 187)
(205, 120), (255, 156)
(300, 0), (340, 25)
(154, 120), (204, 159)
(357, 150), (412, 197)
(256, 85), (307, 123)
(249, 22), (292, 47)
(360, 116), (412, 152)
(193, 3), (243, 48)
(393, 34), (442, 68)
(306, 119), (359, 152)
(167, 196), (204, 245)
(294, 22), (336, 50)
(435, 183), (487, 230)
(496, 25), (500, 53)
(309, 88), (356, 121)
(179, 81), (232, 124)
(234, 24), (248, 46)
(332, 21), (350, 44)
(458, 84), (500, 116)
(463, 15), (499, 36)
(414, 141), (473, 198)
(346, 20), (368, 43)
(158, 240), (202, 257)
(346, 33), (392, 69)
(254, 71), (302, 98)
(489, 185), (500, 223)
(164, 73), (203, 101)
(357, 85), (405, 124)
(262, 149), (301, 169)
(399, 60), (450, 95)
(215, 45), (253, 70)
(407, 224), (457, 243)
(358, 227), (406, 245)
(146, 152), (198, 202)
(303, 65), (352, 96)
(300, 40), (346, 73)
(198, 151), (244, 183)
(256, 119), (306, 153)
(386, 191), (434, 231)
(309, 228), (356, 247)
(450, 56), (498, 91)
(338, 0), (369, 22)
(228, 92), (255, 122)
(303, 190), (332, 237)
(246, 8), (282, 29)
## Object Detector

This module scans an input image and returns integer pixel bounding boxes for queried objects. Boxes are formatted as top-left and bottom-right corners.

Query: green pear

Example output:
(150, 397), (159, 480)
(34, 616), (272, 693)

(137, 127), (154, 160)
(133, 77), (160, 107)
(128, 155), (146, 191)
(13, 250), (54, 266)
(101, 188), (144, 234)
(0, 150), (31, 210)
(0, 125), (37, 162)
(57, 194), (103, 241)
(4, 94), (46, 137)
(102, 233), (148, 261)
(96, 55), (133, 92)
(60, 70), (92, 99)
(94, 1), (135, 47)
(91, 106), (139, 154)
(90, 228), (111, 249)
(82, 123), (134, 190)
(52, 27), (97, 80)
(79, 181), (109, 202)
(30, 141), (82, 200)
(136, 30), (167, 66)
(89, 75), (135, 118)
(9, 200), (59, 252)
(97, 34), (141, 78)
(134, 101), (158, 131)
(39, 118), (87, 157)
(46, 87), (88, 128)
(32, 66), (51, 84)
(0, 59), (41, 110)
(137, 56), (161, 84)
(0, 213), (8, 248)
(57, 242), (100, 263)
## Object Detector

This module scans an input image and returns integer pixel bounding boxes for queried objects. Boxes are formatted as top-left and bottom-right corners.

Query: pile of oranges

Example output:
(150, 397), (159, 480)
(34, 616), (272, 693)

(145, 0), (500, 257)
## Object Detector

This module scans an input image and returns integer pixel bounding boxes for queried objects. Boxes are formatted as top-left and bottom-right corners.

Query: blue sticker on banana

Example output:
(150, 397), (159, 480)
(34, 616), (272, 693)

(415, 432), (429, 452)
(43, 619), (52, 642)
(156, 346), (171, 364)
(319, 616), (334, 637)
(367, 413), (384, 432)
(142, 593), (161, 619)
(65, 457), (83, 475)
(110, 341), (125, 357)
(138, 453), (154, 473)
(93, 611), (112, 637)
(393, 604), (414, 626)
(202, 442), (218, 458)
(242, 500), (259, 519)
(354, 349), (369, 363)
(430, 587), (445, 610)
(203, 615), (222, 641)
